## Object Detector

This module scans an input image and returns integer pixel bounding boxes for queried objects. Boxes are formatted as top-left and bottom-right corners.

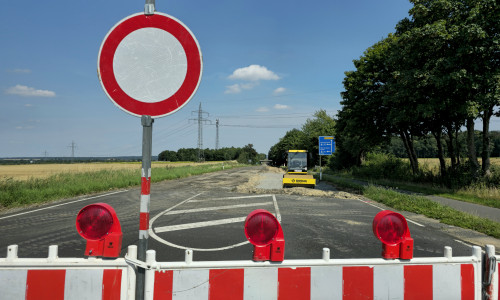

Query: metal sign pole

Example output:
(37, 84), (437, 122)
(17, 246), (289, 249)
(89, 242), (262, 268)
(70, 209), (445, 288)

(136, 115), (153, 300)
(137, 5), (156, 300)
(144, 0), (155, 15)
(320, 155), (322, 181)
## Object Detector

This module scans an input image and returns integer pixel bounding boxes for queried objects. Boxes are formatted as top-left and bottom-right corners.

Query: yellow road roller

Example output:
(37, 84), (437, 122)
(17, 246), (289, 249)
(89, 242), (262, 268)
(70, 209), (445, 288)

(282, 150), (316, 188)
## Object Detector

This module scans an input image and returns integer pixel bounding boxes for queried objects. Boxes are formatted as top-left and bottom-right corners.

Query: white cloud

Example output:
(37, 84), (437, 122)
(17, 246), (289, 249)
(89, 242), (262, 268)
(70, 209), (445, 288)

(274, 104), (290, 110)
(228, 65), (280, 81)
(24, 104), (33, 107)
(5, 85), (56, 97)
(224, 82), (257, 94)
(224, 84), (241, 94)
(256, 107), (269, 112)
(273, 87), (286, 95)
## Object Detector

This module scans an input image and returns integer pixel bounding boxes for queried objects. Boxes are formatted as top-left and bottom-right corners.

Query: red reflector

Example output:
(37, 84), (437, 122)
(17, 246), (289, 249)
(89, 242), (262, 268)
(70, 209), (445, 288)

(245, 212), (279, 246)
(76, 205), (113, 240)
(374, 212), (407, 245)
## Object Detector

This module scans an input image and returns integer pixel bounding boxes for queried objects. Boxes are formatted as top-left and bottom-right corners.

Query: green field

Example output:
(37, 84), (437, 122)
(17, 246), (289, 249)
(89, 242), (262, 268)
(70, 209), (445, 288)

(0, 162), (244, 210)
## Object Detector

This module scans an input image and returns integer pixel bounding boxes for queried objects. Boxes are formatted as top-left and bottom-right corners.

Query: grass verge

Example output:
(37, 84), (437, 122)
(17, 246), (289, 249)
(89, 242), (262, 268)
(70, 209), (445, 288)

(325, 172), (500, 209)
(0, 162), (245, 209)
(322, 174), (500, 239)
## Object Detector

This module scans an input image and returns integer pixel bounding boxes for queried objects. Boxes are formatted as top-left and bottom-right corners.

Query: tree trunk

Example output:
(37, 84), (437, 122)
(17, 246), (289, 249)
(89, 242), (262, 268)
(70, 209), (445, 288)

(445, 125), (457, 168)
(432, 130), (446, 175)
(466, 116), (480, 173)
(482, 107), (493, 175)
(455, 127), (461, 165)
(400, 130), (419, 174)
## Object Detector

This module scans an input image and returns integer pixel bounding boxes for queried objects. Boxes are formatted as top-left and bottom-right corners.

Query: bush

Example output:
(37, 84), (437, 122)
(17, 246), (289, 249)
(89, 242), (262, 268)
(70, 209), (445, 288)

(351, 152), (413, 180)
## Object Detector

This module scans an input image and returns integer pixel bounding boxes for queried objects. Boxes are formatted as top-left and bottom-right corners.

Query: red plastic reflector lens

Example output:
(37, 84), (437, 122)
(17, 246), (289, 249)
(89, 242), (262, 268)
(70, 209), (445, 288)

(245, 212), (279, 246)
(375, 214), (407, 245)
(77, 205), (113, 240)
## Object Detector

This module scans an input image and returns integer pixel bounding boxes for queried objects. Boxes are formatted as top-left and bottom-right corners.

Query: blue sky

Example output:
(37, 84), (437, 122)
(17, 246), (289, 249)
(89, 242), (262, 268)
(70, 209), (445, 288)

(2, 0), (495, 158)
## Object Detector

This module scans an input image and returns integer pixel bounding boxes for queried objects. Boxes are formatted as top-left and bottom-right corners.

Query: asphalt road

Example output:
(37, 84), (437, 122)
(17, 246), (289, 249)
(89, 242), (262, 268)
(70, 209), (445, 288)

(0, 166), (488, 261)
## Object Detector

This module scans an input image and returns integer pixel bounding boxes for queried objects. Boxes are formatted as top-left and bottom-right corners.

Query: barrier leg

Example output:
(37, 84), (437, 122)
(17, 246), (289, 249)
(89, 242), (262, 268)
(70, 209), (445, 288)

(144, 250), (156, 300)
(127, 246), (137, 300)
(484, 245), (498, 300)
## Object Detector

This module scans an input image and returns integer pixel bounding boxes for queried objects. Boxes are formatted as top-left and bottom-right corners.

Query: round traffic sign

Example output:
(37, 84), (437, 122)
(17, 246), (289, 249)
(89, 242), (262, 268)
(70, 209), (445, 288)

(98, 12), (202, 118)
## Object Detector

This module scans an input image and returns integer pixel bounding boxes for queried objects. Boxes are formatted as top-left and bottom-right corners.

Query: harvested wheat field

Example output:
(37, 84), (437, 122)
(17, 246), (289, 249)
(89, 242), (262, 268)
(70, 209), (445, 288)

(0, 161), (226, 180)
(404, 157), (500, 174)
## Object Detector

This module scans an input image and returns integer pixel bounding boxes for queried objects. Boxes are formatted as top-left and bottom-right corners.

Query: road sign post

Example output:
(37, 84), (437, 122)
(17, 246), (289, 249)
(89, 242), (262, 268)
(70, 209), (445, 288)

(136, 115), (153, 300)
(318, 136), (335, 180)
(97, 7), (202, 300)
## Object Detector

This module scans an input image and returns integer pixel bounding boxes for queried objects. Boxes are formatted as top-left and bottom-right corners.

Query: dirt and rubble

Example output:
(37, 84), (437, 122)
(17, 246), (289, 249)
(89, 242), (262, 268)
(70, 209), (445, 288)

(235, 166), (359, 200)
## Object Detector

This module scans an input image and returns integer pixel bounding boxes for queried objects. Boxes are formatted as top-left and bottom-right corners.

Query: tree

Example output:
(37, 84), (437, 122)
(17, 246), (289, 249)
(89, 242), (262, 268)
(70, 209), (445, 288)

(301, 110), (336, 166)
(176, 148), (198, 161)
(268, 129), (306, 167)
(158, 150), (178, 162)
(401, 0), (500, 174)
(237, 144), (259, 164)
(334, 36), (395, 169)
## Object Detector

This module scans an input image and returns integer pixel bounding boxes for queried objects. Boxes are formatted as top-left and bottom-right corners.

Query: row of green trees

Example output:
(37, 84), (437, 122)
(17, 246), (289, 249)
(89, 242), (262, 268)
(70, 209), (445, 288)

(158, 145), (265, 164)
(335, 0), (499, 176)
(387, 131), (500, 159)
(268, 110), (336, 167)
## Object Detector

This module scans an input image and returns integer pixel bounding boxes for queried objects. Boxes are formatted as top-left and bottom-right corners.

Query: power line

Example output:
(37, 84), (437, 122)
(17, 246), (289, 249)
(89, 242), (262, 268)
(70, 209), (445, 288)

(216, 124), (299, 128)
(213, 111), (337, 119)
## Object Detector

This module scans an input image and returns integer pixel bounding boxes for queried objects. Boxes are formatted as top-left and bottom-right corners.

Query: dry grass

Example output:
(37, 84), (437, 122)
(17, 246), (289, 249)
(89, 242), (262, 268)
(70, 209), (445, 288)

(0, 161), (228, 181)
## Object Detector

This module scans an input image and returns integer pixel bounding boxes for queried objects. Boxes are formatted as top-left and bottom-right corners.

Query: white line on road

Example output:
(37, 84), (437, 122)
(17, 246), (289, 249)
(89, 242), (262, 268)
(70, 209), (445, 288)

(188, 194), (274, 203)
(154, 192), (205, 217)
(454, 239), (474, 248)
(164, 202), (272, 215)
(0, 190), (128, 221)
(355, 198), (425, 227)
(405, 218), (425, 227)
(148, 193), (278, 251)
(272, 195), (281, 222)
(155, 216), (247, 233)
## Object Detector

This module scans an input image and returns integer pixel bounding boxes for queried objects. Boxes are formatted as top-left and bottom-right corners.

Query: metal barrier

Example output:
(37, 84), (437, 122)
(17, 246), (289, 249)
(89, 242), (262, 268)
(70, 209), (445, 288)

(0, 245), (137, 300)
(136, 246), (482, 300)
(484, 245), (499, 300)
(1, 244), (495, 299)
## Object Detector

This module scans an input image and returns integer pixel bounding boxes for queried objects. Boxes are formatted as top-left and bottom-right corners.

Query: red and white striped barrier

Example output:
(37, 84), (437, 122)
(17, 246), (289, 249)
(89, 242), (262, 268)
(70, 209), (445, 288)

(0, 268), (124, 300)
(0, 244), (494, 299)
(143, 246), (482, 300)
(0, 245), (136, 300)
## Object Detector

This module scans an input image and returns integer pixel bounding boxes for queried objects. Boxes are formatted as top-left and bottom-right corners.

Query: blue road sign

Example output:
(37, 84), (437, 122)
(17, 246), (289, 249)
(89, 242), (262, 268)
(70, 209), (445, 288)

(319, 136), (335, 155)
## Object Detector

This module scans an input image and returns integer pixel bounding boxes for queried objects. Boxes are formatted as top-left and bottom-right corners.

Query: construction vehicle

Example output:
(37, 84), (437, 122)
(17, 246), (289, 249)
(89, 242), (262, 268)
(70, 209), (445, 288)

(282, 150), (316, 188)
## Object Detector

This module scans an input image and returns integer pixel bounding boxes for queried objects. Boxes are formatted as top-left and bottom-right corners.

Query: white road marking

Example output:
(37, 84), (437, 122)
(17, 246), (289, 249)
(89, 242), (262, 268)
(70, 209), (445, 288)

(356, 198), (386, 210)
(272, 194), (281, 222)
(188, 194), (273, 203)
(149, 193), (280, 251)
(405, 218), (425, 227)
(155, 216), (247, 233)
(453, 239), (474, 248)
(0, 190), (128, 220)
(155, 192), (204, 216)
(163, 202), (272, 215)
(355, 198), (425, 227)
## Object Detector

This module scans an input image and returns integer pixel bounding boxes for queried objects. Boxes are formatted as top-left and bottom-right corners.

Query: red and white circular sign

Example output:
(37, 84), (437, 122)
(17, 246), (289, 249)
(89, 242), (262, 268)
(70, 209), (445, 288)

(98, 12), (202, 118)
